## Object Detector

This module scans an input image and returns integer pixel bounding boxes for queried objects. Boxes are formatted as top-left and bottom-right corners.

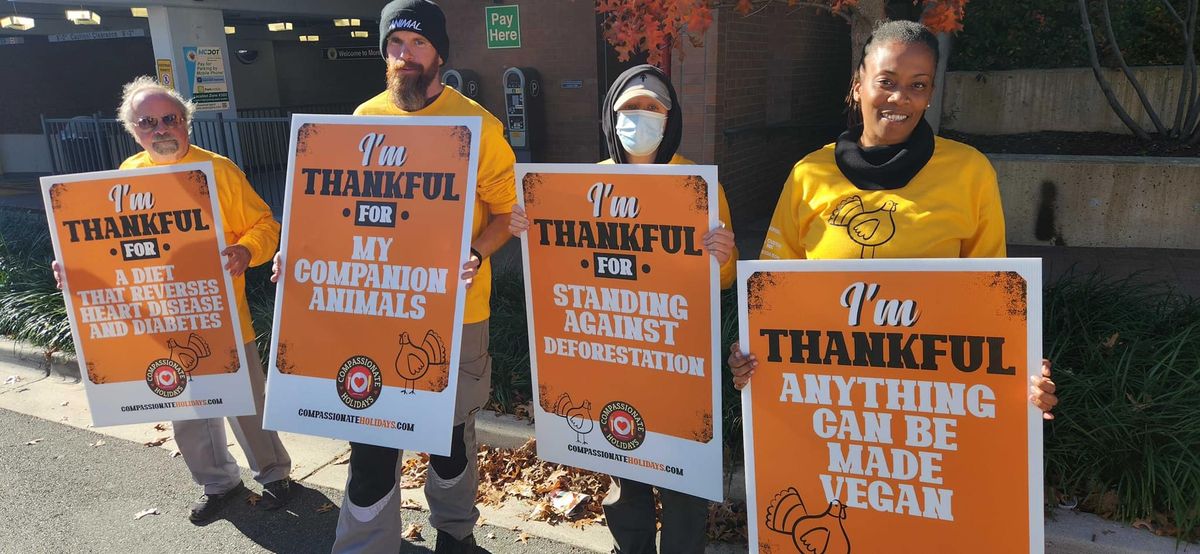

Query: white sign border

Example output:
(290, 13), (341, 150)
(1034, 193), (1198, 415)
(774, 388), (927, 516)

(264, 114), (482, 456)
(736, 257), (1044, 553)
(516, 162), (725, 501)
(40, 161), (254, 427)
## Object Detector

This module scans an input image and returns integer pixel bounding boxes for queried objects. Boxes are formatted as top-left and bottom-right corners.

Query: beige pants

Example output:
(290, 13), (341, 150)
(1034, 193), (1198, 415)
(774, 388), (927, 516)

(172, 342), (292, 494)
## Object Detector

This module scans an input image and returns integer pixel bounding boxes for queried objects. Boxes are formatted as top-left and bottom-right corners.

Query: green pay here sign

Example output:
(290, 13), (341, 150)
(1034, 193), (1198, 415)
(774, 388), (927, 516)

(485, 5), (520, 49)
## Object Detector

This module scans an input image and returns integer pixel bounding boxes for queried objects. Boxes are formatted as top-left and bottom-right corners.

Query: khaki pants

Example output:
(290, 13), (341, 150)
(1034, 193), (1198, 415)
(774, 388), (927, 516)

(603, 476), (709, 554)
(332, 320), (492, 553)
(172, 342), (292, 494)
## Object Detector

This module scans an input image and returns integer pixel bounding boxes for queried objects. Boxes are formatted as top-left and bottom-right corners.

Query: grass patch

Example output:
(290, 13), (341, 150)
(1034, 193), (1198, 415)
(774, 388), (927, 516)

(1043, 271), (1200, 540)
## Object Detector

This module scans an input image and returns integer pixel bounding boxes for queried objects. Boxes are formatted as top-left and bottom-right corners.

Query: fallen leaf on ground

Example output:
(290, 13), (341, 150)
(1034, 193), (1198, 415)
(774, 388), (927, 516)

(401, 523), (423, 541)
(528, 501), (554, 521)
(486, 532), (496, 539)
(144, 436), (170, 447)
(246, 493), (262, 506)
(133, 508), (159, 520)
(316, 502), (335, 514)
(169, 449), (181, 458)
(516, 531), (530, 544)
(399, 498), (422, 510)
(60, 401), (69, 406)
(153, 423), (168, 431)
(25, 438), (43, 445)
(4, 375), (20, 385)
(89, 440), (106, 447)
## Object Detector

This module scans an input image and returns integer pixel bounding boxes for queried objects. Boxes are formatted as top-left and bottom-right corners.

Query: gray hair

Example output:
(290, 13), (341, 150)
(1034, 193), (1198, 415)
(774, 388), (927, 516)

(117, 75), (195, 136)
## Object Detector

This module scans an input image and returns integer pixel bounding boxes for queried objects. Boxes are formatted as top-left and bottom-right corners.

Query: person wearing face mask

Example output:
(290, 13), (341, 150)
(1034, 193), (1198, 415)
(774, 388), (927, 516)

(509, 64), (736, 553)
(728, 20), (1058, 417)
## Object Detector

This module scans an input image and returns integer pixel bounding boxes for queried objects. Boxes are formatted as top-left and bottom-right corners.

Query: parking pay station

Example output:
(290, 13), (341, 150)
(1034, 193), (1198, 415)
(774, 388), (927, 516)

(442, 69), (483, 102)
(502, 67), (543, 162)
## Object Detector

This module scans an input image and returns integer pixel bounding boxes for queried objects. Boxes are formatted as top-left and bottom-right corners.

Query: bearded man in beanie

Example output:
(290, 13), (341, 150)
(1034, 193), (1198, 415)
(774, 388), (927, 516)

(330, 1), (516, 552)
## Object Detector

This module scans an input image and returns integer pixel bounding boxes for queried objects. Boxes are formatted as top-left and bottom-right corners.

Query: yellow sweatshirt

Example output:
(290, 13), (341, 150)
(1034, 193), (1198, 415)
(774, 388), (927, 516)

(121, 145), (280, 343)
(761, 137), (1006, 260)
(355, 86), (517, 324)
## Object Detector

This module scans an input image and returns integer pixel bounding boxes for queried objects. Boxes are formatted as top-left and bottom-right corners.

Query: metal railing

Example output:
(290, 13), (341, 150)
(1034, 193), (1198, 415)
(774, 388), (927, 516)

(41, 113), (291, 211)
(236, 102), (359, 119)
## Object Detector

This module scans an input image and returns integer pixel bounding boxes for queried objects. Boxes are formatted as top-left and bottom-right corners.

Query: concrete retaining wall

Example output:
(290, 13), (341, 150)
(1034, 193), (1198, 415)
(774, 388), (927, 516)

(944, 67), (1183, 135)
(992, 154), (1200, 249)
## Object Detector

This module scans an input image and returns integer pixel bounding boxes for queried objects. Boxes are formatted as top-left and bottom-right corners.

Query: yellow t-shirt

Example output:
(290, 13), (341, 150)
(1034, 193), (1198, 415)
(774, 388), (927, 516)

(121, 145), (281, 343)
(600, 154), (739, 288)
(760, 137), (1006, 260)
(354, 86), (517, 324)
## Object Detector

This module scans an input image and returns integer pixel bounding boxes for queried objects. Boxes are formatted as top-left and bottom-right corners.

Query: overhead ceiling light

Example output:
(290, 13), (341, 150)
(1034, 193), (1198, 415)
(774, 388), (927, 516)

(0, 16), (35, 31)
(299, 35), (319, 42)
(267, 22), (293, 31)
(66, 9), (101, 25)
(130, 7), (148, 17)
(224, 26), (236, 35)
(333, 18), (360, 27)
(351, 30), (369, 38)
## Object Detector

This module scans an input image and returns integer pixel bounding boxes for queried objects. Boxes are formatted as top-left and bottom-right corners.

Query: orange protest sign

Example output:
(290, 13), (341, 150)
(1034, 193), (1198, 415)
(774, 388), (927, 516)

(41, 163), (254, 426)
(264, 115), (479, 455)
(738, 259), (1044, 553)
(518, 163), (723, 501)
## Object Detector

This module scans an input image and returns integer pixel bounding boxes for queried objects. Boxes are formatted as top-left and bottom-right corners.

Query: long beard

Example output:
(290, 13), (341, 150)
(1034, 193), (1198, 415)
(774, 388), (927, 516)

(387, 60), (438, 111)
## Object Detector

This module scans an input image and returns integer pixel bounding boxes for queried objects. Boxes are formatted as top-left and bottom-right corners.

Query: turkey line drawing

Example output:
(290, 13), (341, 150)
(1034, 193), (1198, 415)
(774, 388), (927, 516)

(551, 392), (594, 444)
(167, 333), (211, 380)
(829, 195), (898, 259)
(765, 487), (851, 554)
(394, 330), (447, 393)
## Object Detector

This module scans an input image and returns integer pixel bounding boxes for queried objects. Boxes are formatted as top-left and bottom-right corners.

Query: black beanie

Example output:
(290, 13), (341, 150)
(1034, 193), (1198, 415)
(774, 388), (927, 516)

(378, 0), (449, 62)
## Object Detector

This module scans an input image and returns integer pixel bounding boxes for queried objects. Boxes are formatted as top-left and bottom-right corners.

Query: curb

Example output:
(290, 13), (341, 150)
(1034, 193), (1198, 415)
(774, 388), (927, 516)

(2, 337), (1195, 553)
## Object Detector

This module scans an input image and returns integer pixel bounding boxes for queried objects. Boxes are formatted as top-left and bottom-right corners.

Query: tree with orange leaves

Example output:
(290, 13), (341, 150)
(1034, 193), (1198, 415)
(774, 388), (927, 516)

(598, 0), (968, 68)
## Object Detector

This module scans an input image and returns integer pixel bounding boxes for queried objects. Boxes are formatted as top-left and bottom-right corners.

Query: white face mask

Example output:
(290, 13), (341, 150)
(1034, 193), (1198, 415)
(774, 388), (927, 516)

(615, 110), (667, 158)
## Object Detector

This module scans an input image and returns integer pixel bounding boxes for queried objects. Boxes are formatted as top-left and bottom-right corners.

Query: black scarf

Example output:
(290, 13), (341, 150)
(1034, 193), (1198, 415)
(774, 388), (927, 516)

(834, 119), (935, 190)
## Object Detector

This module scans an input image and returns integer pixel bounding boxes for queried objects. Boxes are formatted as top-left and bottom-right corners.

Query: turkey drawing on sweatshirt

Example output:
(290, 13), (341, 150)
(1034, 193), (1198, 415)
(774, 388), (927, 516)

(552, 392), (595, 444)
(394, 330), (447, 393)
(765, 487), (851, 554)
(829, 195), (898, 259)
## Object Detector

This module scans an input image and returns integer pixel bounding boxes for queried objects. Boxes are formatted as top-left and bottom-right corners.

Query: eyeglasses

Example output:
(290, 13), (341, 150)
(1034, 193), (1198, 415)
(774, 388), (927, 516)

(134, 113), (183, 131)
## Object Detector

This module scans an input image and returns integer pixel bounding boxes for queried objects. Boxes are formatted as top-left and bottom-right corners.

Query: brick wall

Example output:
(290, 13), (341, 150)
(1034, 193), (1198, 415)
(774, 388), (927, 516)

(714, 5), (850, 226)
(439, 0), (600, 163)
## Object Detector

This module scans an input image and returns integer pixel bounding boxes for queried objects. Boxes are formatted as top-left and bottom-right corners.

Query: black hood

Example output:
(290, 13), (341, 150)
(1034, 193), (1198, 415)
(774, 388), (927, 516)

(601, 64), (682, 164)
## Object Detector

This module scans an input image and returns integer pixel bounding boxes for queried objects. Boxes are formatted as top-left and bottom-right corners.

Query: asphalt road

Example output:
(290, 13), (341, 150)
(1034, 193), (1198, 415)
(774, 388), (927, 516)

(0, 408), (590, 554)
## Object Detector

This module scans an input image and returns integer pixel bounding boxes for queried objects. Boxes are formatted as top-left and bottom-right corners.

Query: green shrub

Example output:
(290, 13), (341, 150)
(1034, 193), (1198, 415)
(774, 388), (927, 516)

(951, 0), (1192, 71)
(1043, 271), (1200, 539)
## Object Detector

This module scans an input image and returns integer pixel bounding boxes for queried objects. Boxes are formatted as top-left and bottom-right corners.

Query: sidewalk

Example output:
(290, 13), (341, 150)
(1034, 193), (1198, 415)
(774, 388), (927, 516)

(2, 337), (1194, 553)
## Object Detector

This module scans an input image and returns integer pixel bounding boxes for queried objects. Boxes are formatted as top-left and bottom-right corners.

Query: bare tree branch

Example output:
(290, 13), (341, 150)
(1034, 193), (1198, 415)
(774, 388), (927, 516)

(1100, 0), (1167, 135)
(785, 1), (851, 20)
(1180, 0), (1200, 136)
(1079, 0), (1152, 140)
(1160, 0), (1185, 24)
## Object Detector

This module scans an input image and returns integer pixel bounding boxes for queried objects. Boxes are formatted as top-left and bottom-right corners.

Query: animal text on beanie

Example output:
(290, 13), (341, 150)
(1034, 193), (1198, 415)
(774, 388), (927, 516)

(378, 0), (450, 63)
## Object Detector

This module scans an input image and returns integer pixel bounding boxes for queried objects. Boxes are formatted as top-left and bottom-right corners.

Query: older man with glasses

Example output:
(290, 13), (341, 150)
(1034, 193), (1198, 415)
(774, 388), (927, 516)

(52, 75), (293, 524)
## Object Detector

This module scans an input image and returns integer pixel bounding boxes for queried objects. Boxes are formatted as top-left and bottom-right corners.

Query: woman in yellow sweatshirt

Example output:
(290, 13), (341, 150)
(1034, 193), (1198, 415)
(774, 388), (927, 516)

(730, 21), (1059, 415)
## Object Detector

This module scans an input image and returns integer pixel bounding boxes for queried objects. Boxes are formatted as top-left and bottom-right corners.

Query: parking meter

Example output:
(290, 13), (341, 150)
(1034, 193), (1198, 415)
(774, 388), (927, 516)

(442, 69), (483, 103)
(502, 67), (544, 162)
